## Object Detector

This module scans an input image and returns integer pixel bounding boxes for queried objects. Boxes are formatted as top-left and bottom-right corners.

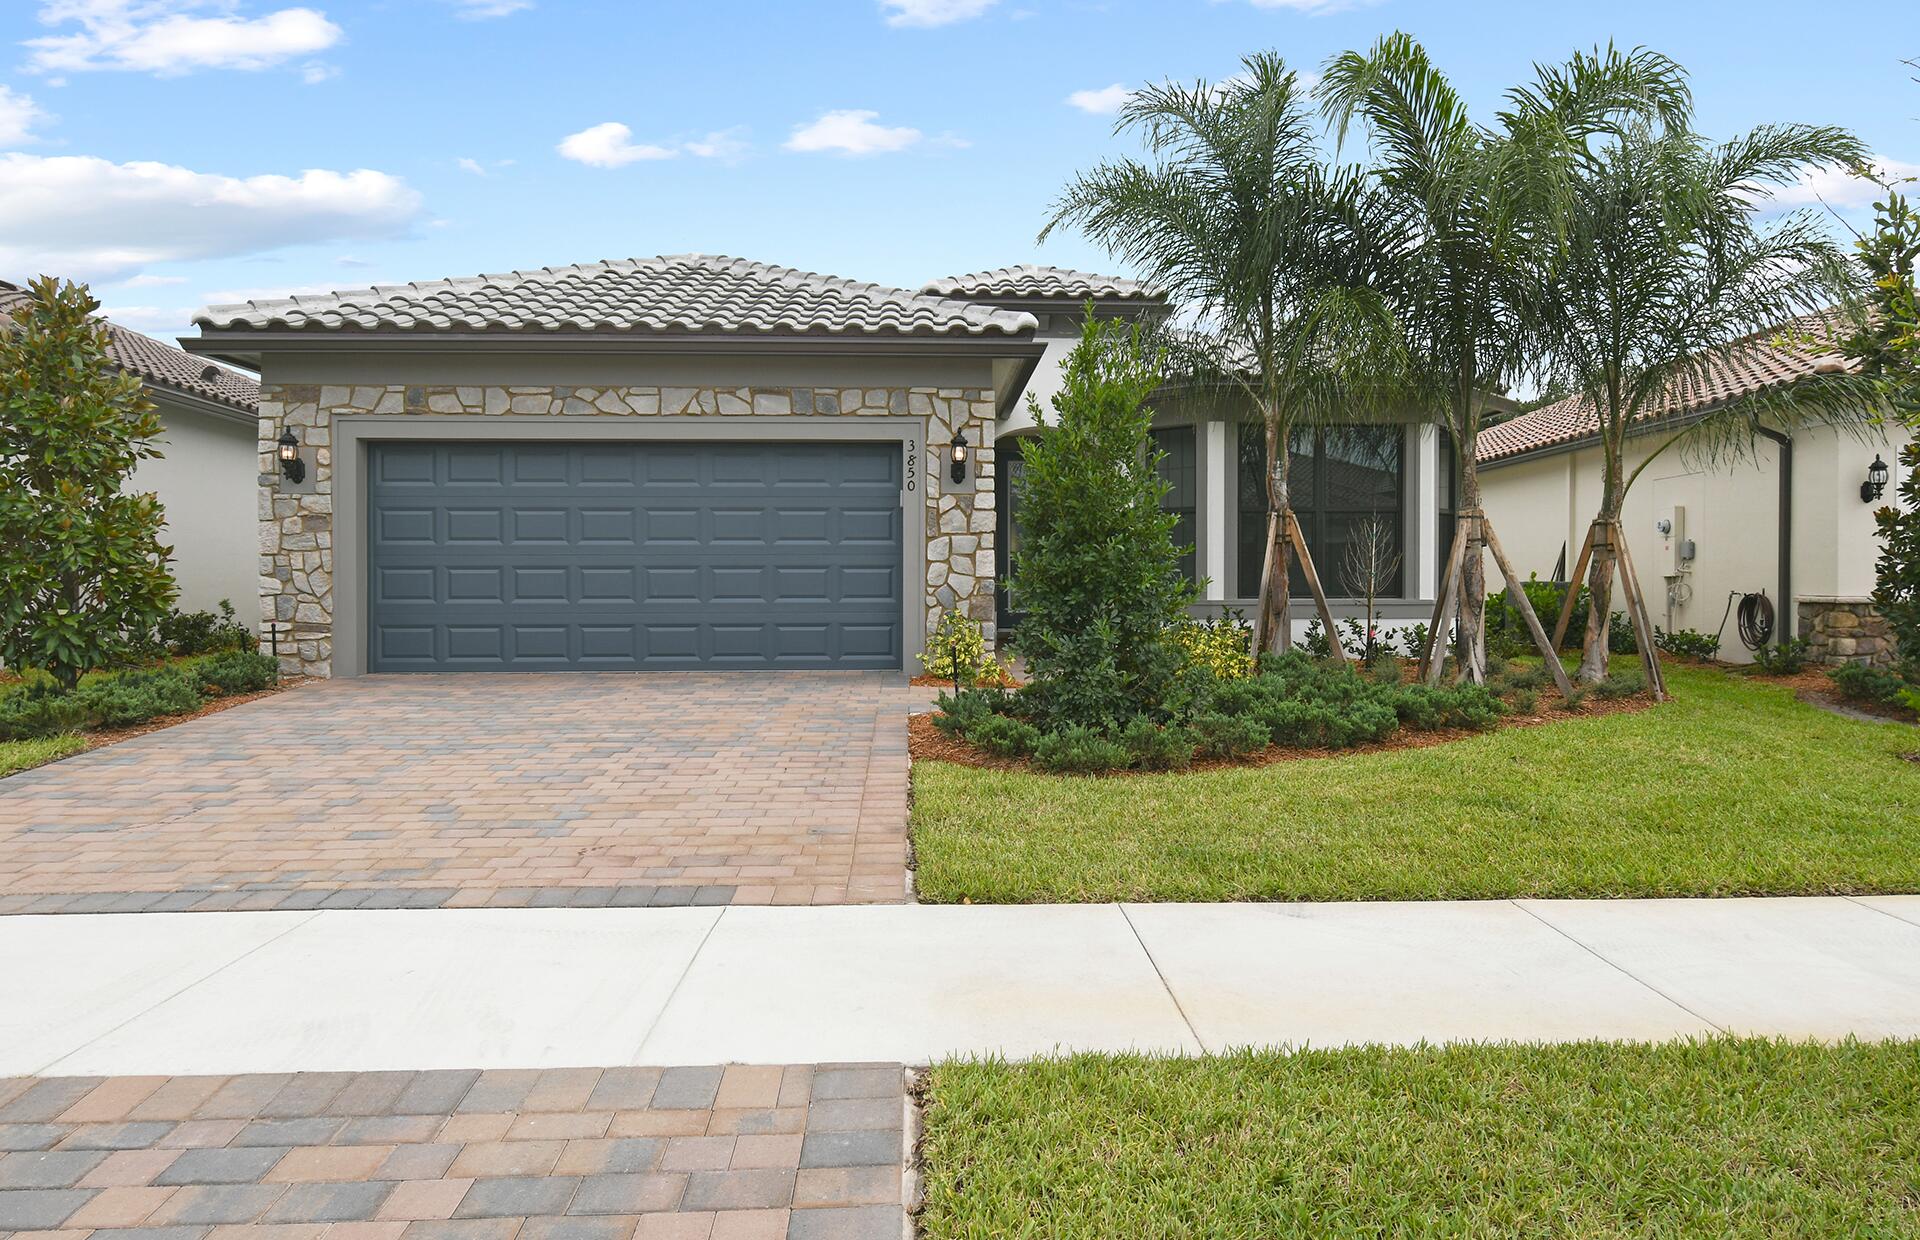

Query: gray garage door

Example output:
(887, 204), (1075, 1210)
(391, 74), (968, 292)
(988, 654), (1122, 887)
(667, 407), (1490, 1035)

(366, 440), (903, 671)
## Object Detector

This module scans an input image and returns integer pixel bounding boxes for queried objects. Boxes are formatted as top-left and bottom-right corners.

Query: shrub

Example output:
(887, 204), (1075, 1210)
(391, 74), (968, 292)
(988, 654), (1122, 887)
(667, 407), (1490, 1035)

(72, 665), (204, 727)
(1189, 711), (1269, 759)
(1593, 670), (1646, 699)
(1300, 620), (1332, 659)
(1874, 440), (1920, 666)
(968, 715), (1042, 759)
(1118, 718), (1196, 771)
(1512, 687), (1539, 714)
(1500, 664), (1551, 691)
(932, 687), (1003, 737)
(1559, 686), (1589, 711)
(920, 608), (1003, 686)
(0, 682), (89, 740)
(1655, 627), (1722, 659)
(159, 600), (255, 657)
(1008, 314), (1194, 730)
(0, 277), (177, 690)
(1829, 662), (1918, 708)
(1390, 683), (1502, 731)
(1033, 725), (1131, 775)
(1170, 613), (1253, 679)
(197, 649), (279, 695)
(1368, 653), (1406, 686)
(1751, 637), (1811, 675)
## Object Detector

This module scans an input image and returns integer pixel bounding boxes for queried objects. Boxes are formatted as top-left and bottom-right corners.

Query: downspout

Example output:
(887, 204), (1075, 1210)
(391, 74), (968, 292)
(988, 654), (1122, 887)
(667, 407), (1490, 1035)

(1755, 427), (1793, 640)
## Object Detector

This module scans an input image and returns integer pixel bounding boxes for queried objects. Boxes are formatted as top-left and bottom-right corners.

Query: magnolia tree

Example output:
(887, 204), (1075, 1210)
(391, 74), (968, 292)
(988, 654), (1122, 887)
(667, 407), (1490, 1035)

(0, 277), (176, 689)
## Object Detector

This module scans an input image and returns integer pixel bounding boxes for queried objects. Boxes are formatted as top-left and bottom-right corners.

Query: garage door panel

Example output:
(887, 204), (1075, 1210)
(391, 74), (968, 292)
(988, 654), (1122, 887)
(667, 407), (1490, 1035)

(368, 440), (902, 671)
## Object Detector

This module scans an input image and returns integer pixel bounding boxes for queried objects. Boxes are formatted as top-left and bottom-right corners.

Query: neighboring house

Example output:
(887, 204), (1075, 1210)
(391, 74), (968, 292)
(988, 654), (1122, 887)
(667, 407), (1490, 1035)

(185, 254), (1466, 678)
(1, 278), (261, 627)
(1479, 330), (1912, 666)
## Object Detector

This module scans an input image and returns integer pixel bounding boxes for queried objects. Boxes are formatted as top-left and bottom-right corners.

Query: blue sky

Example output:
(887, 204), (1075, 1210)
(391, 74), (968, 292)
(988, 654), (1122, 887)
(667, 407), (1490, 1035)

(0, 0), (1912, 352)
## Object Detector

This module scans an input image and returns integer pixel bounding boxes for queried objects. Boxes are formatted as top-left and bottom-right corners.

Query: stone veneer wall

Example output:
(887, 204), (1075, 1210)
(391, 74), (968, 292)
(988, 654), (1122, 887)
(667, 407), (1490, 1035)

(257, 382), (997, 678)
(1797, 596), (1896, 668)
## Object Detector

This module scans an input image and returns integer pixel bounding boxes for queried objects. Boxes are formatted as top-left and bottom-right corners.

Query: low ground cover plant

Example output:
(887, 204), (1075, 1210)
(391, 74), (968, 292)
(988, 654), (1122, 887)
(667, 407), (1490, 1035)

(0, 649), (279, 741)
(1829, 661), (1920, 715)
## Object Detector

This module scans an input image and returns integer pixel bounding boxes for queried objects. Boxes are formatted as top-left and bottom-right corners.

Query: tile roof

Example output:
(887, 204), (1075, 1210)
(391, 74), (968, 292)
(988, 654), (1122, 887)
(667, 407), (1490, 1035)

(1478, 318), (1856, 463)
(193, 254), (1038, 339)
(921, 264), (1161, 301)
(1, 279), (259, 414)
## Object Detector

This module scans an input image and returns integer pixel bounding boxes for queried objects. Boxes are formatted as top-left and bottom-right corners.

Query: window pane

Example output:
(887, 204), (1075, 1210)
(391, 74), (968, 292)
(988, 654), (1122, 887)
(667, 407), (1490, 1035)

(1236, 423), (1267, 596)
(1150, 426), (1198, 582)
(1325, 510), (1404, 598)
(1321, 425), (1401, 509)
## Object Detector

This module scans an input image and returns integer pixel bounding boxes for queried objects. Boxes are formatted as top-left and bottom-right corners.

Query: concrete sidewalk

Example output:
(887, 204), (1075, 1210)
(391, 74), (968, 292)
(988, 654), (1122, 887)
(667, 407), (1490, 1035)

(7, 896), (1920, 1077)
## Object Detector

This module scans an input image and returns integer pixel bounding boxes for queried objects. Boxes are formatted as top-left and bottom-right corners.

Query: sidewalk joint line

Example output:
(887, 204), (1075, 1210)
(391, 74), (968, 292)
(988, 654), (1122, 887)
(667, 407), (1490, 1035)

(630, 904), (728, 1062)
(1842, 893), (1920, 932)
(35, 907), (326, 1075)
(1118, 903), (1209, 1054)
(1510, 900), (1726, 1035)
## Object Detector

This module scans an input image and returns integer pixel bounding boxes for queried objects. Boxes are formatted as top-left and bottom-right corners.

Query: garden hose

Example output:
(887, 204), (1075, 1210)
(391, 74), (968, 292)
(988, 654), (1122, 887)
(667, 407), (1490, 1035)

(1714, 591), (1775, 652)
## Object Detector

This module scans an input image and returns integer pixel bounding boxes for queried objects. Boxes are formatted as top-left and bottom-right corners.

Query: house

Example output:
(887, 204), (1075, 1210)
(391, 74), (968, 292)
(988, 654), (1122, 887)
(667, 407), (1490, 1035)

(185, 254), (1461, 677)
(1, 279), (261, 626)
(1478, 329), (1912, 666)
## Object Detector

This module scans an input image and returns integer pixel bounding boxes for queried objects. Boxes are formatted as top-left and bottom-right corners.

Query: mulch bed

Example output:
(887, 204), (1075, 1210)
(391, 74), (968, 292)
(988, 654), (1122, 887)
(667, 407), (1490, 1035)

(81, 677), (311, 751)
(909, 690), (1660, 776)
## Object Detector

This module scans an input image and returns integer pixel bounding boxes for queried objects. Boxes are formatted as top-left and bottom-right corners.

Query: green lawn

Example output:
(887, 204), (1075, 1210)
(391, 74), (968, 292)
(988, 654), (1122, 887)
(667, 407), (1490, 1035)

(911, 663), (1920, 903)
(0, 733), (85, 778)
(917, 1041), (1920, 1239)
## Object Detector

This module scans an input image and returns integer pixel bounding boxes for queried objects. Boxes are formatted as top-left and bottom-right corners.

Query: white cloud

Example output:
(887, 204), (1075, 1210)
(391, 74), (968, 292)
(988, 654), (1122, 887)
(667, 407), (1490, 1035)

(0, 153), (422, 281)
(449, 0), (530, 16)
(784, 109), (921, 156)
(1763, 158), (1920, 210)
(95, 302), (197, 334)
(26, 2), (344, 76)
(557, 121), (675, 168)
(120, 272), (187, 286)
(880, 0), (996, 25)
(457, 156), (486, 175)
(299, 60), (338, 84)
(0, 85), (49, 145)
(1067, 83), (1132, 115)
(684, 127), (750, 163)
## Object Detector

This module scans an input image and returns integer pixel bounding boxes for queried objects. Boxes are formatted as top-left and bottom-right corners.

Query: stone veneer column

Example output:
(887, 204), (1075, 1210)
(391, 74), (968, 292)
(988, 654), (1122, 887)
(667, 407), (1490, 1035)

(1796, 595), (1896, 668)
(256, 383), (999, 678)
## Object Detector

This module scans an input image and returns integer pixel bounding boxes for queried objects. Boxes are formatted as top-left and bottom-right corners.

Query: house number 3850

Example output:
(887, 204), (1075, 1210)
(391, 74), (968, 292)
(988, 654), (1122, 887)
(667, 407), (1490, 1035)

(905, 439), (918, 492)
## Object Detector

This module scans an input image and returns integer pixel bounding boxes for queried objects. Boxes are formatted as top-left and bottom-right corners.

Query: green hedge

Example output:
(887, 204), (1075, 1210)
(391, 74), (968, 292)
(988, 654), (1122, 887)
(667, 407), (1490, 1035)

(0, 651), (280, 740)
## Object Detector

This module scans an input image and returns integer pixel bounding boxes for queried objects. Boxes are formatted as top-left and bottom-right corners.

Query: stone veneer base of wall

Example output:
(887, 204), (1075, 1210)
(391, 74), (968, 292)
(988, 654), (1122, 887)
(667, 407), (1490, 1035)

(258, 383), (997, 677)
(1797, 596), (1896, 667)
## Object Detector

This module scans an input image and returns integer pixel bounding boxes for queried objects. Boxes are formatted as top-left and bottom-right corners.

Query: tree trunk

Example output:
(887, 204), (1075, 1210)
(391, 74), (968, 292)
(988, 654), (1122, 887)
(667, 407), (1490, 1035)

(1254, 408), (1293, 655)
(1454, 452), (1488, 683)
(1579, 457), (1625, 684)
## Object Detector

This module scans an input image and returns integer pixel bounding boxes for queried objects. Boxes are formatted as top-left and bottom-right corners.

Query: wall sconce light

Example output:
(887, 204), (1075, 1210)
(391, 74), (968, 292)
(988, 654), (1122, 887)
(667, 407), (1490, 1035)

(1862, 453), (1889, 503)
(949, 427), (969, 484)
(277, 428), (307, 485)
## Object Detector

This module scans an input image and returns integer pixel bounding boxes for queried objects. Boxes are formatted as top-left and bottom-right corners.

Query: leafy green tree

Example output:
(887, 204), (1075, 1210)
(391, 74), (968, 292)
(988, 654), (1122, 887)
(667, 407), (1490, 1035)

(1320, 35), (1689, 682)
(1507, 52), (1878, 682)
(0, 277), (176, 689)
(1043, 51), (1405, 657)
(1009, 313), (1196, 730)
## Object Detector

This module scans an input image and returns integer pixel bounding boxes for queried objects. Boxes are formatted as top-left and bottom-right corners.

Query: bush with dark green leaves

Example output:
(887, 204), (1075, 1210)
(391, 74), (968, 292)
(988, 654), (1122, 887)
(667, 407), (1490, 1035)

(1829, 662), (1918, 709)
(1751, 637), (1811, 675)
(159, 600), (254, 657)
(1189, 711), (1269, 759)
(1389, 683), (1503, 731)
(0, 682), (90, 740)
(1593, 670), (1647, 699)
(969, 715), (1043, 759)
(196, 649), (279, 695)
(72, 665), (205, 727)
(1033, 726), (1131, 775)
(1655, 627), (1722, 659)
(1118, 718), (1196, 771)
(932, 687), (1005, 737)
(1008, 314), (1195, 731)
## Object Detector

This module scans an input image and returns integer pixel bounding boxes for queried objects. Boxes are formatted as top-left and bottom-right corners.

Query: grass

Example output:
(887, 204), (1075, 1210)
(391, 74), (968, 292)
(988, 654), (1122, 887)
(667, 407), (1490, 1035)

(911, 663), (1920, 903)
(0, 733), (85, 778)
(917, 1040), (1920, 1239)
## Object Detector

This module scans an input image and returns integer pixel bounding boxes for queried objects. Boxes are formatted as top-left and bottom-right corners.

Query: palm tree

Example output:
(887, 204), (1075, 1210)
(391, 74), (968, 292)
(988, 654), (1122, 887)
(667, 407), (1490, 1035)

(1318, 34), (1689, 682)
(1509, 52), (1879, 683)
(1042, 52), (1404, 656)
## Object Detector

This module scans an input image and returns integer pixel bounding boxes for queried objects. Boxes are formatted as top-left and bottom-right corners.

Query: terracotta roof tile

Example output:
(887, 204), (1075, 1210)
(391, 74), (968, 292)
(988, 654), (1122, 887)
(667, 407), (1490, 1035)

(193, 254), (1037, 339)
(1, 279), (259, 413)
(1478, 318), (1856, 463)
(921, 264), (1160, 301)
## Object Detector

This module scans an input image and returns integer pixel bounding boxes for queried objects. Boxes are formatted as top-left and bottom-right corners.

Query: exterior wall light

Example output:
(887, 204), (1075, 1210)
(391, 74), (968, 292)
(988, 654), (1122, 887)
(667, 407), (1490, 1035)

(949, 427), (969, 484)
(278, 428), (307, 485)
(1863, 453), (1890, 503)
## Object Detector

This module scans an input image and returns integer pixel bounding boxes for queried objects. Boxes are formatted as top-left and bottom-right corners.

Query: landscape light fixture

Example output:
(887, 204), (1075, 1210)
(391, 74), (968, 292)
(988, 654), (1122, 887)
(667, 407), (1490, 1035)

(1862, 453), (1890, 503)
(278, 429), (307, 485)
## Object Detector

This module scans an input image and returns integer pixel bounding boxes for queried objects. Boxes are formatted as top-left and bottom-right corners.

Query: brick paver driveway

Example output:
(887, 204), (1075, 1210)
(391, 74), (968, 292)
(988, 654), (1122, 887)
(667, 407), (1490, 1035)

(0, 673), (924, 913)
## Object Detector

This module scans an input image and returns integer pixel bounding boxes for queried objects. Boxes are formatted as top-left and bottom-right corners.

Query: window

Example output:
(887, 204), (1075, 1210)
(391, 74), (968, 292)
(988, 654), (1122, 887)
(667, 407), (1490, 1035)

(1150, 425), (1198, 582)
(1236, 423), (1404, 598)
(994, 438), (1027, 630)
(1437, 428), (1458, 583)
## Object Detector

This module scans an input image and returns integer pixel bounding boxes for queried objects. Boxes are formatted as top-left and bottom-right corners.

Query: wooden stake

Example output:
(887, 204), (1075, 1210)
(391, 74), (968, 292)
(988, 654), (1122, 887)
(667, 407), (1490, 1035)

(1482, 515), (1575, 698)
(1253, 510), (1283, 653)
(1551, 523), (1597, 653)
(1613, 522), (1668, 700)
(1424, 535), (1463, 685)
(1287, 510), (1346, 661)
(1420, 517), (1469, 670)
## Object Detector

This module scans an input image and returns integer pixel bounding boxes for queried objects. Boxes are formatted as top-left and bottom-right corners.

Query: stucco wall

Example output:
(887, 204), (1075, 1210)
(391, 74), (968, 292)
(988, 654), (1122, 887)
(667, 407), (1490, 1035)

(1481, 420), (1911, 663)
(134, 397), (259, 626)
(258, 380), (996, 677)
